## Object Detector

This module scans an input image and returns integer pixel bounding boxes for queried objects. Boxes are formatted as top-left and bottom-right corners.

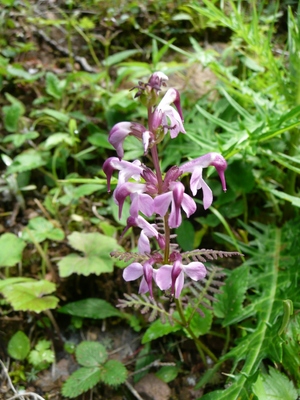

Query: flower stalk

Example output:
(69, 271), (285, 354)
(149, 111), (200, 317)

(103, 71), (229, 362)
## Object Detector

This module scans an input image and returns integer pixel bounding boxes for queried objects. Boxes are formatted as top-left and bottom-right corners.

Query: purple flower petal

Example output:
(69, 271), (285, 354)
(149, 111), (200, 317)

(123, 262), (143, 281)
(183, 262), (206, 281)
(153, 192), (173, 217)
(156, 264), (173, 290)
(109, 122), (146, 159)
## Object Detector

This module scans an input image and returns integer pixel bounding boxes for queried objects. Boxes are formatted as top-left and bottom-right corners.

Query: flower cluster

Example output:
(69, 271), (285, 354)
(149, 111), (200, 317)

(103, 72), (227, 299)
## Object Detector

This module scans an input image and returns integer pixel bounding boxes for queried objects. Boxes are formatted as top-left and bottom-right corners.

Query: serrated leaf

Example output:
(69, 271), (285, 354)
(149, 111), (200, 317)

(58, 298), (122, 319)
(76, 341), (107, 367)
(58, 232), (122, 277)
(282, 313), (300, 386)
(252, 367), (298, 400)
(45, 72), (64, 99)
(28, 340), (54, 368)
(214, 264), (249, 325)
(142, 317), (182, 344)
(8, 331), (30, 360)
(0, 233), (26, 267)
(62, 367), (101, 398)
(100, 359), (127, 386)
(1, 280), (59, 313)
(22, 216), (64, 243)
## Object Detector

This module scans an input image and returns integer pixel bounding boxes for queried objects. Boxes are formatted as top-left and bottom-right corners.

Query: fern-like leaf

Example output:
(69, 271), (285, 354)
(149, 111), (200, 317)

(182, 249), (243, 263)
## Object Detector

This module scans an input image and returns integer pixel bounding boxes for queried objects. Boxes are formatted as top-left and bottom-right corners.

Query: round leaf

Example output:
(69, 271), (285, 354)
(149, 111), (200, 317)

(76, 341), (107, 367)
(8, 331), (30, 360)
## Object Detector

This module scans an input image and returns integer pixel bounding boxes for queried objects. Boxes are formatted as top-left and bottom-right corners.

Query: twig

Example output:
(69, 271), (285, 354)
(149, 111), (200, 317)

(124, 380), (145, 400)
(0, 360), (46, 400)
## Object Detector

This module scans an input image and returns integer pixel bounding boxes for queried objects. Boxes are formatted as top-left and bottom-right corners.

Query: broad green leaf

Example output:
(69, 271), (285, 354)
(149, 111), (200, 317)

(58, 232), (122, 277)
(7, 149), (49, 174)
(58, 298), (122, 319)
(88, 132), (114, 149)
(1, 280), (59, 313)
(61, 367), (101, 398)
(0, 233), (26, 267)
(3, 131), (39, 147)
(252, 367), (298, 400)
(0, 277), (33, 291)
(45, 72), (64, 99)
(184, 304), (213, 338)
(22, 216), (64, 243)
(79, 16), (95, 30)
(214, 264), (249, 326)
(35, 109), (69, 124)
(142, 317), (182, 344)
(100, 359), (127, 386)
(43, 133), (76, 149)
(8, 331), (30, 360)
(226, 160), (255, 194)
(156, 365), (180, 383)
(176, 220), (195, 251)
(76, 341), (107, 367)
(3, 103), (23, 132)
(6, 65), (41, 81)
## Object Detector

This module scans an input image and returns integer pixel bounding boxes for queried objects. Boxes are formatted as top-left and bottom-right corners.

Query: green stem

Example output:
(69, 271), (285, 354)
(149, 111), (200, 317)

(24, 229), (58, 283)
(175, 298), (218, 365)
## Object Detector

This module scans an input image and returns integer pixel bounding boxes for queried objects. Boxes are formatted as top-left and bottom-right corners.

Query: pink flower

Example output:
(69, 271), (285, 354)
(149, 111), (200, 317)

(154, 181), (196, 228)
(108, 122), (147, 159)
(156, 254), (206, 298)
(179, 152), (227, 209)
(123, 259), (157, 298)
(152, 88), (186, 138)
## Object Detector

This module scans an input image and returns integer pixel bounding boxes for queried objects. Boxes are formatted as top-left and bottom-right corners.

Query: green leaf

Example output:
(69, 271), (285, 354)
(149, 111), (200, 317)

(22, 216), (64, 243)
(58, 232), (123, 277)
(0, 233), (26, 267)
(226, 160), (255, 194)
(3, 131), (39, 147)
(1, 280), (59, 313)
(155, 365), (180, 383)
(6, 149), (49, 174)
(103, 49), (141, 67)
(3, 103), (23, 132)
(76, 341), (107, 367)
(176, 220), (195, 251)
(58, 298), (122, 319)
(61, 367), (101, 398)
(252, 367), (298, 400)
(35, 108), (69, 124)
(282, 313), (300, 386)
(142, 317), (182, 344)
(214, 264), (249, 325)
(28, 340), (55, 368)
(43, 133), (76, 149)
(184, 304), (213, 338)
(45, 72), (64, 99)
(100, 359), (127, 386)
(8, 331), (30, 360)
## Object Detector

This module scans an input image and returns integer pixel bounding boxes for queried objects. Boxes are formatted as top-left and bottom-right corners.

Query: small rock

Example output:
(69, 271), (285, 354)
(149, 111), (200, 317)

(134, 373), (171, 400)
